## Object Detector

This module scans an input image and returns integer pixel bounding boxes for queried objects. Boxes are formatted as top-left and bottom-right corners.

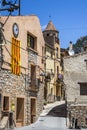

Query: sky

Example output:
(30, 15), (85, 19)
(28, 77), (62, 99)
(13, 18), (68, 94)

(1, 0), (87, 48)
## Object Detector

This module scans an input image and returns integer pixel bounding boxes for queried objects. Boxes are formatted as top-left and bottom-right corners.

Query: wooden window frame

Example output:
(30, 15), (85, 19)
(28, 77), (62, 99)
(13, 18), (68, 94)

(27, 33), (37, 51)
(3, 96), (9, 111)
(78, 82), (87, 95)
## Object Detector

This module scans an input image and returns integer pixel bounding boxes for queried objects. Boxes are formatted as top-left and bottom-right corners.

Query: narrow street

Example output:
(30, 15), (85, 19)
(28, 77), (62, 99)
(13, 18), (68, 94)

(13, 116), (66, 130)
(12, 101), (67, 130)
(6, 101), (85, 130)
(47, 103), (66, 117)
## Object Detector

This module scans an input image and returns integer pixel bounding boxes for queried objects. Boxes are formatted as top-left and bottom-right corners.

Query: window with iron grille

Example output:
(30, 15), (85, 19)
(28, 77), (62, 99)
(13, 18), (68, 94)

(79, 83), (87, 95)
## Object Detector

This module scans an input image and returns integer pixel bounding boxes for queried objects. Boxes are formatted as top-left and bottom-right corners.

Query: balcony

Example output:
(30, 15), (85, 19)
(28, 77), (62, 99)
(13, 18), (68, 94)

(45, 72), (51, 82)
(29, 78), (40, 92)
(56, 74), (63, 84)
(29, 85), (38, 92)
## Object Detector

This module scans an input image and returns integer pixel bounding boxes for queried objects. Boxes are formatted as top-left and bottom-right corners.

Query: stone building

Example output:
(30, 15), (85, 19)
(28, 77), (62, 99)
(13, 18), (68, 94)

(64, 52), (87, 128)
(0, 15), (45, 127)
(43, 21), (63, 102)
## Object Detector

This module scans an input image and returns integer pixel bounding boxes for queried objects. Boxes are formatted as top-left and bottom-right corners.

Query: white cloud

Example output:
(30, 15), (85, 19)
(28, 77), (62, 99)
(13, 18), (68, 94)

(41, 24), (47, 31)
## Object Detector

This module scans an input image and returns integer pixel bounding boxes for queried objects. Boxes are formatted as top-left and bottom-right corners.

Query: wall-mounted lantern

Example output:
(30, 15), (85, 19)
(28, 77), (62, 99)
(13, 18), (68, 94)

(11, 102), (15, 111)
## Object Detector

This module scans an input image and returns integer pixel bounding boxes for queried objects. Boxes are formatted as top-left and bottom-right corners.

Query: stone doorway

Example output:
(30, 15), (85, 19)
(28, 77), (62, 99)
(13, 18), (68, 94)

(30, 98), (36, 123)
(3, 96), (9, 111)
(16, 98), (24, 127)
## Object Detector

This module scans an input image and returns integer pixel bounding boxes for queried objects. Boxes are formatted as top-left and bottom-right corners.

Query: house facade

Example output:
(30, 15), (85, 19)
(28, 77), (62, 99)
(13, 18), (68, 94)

(43, 21), (63, 102)
(0, 15), (44, 127)
(64, 52), (87, 128)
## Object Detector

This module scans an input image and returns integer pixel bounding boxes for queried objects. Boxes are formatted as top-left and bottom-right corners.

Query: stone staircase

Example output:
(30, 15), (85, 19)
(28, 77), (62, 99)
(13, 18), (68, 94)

(0, 116), (9, 130)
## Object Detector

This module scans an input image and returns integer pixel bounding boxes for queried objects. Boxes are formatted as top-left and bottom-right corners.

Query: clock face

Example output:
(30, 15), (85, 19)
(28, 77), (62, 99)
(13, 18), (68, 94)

(13, 23), (19, 38)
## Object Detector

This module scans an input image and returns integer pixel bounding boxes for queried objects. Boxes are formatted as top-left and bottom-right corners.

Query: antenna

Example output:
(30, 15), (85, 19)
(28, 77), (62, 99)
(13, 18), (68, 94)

(2, 0), (7, 6)
(19, 0), (20, 15)
(0, 0), (20, 15)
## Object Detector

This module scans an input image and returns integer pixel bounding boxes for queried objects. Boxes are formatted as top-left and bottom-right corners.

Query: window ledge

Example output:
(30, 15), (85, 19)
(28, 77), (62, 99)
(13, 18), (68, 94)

(27, 47), (38, 54)
(29, 87), (38, 92)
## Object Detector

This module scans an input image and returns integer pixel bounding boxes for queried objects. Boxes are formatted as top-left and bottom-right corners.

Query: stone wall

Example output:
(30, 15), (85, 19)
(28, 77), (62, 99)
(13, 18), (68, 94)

(36, 82), (44, 118)
(64, 52), (87, 128)
(71, 105), (87, 128)
(0, 68), (44, 126)
(0, 15), (44, 127)
(0, 69), (27, 124)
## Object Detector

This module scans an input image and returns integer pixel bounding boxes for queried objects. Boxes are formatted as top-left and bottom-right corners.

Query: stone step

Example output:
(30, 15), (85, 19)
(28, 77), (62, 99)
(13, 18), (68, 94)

(0, 116), (8, 130)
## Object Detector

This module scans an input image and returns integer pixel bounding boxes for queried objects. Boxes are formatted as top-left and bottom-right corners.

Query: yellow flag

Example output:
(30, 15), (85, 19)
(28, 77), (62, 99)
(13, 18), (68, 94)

(11, 37), (20, 75)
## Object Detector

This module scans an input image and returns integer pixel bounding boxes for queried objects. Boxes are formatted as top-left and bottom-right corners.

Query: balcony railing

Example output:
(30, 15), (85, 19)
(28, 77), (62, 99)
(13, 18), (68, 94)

(29, 78), (40, 92)
(56, 74), (63, 84)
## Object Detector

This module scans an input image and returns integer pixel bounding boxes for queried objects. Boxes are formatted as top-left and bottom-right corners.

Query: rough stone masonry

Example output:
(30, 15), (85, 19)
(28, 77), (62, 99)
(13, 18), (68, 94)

(64, 51), (87, 128)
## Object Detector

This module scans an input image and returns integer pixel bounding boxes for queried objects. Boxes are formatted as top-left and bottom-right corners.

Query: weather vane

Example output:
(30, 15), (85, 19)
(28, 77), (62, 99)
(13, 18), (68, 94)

(49, 15), (52, 21)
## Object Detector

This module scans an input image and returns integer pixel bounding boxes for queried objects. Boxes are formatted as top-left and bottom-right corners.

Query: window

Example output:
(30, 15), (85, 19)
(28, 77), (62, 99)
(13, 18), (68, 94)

(51, 88), (53, 95)
(47, 33), (49, 36)
(31, 65), (36, 87)
(42, 46), (45, 63)
(27, 33), (36, 50)
(57, 66), (59, 77)
(3, 96), (9, 111)
(0, 29), (3, 43)
(51, 51), (53, 58)
(79, 83), (87, 95)
(56, 47), (58, 58)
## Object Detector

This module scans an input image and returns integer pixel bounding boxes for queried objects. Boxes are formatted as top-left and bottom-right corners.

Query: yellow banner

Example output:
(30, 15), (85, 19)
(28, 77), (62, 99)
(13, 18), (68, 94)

(11, 37), (20, 75)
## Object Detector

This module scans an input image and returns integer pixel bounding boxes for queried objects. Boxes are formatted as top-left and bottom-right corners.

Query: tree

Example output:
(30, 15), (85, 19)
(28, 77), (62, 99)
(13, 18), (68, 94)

(73, 35), (87, 54)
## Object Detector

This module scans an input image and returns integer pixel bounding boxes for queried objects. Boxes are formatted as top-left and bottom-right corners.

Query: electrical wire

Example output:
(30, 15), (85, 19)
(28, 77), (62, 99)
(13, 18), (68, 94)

(3, 12), (11, 27)
(14, 0), (18, 4)
(3, 42), (59, 76)
(0, 30), (28, 70)
(59, 26), (87, 31)
(0, 16), (60, 61)
(0, 11), (11, 28)
(1, 34), (61, 86)
(6, 39), (60, 61)
(1, 20), (61, 74)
